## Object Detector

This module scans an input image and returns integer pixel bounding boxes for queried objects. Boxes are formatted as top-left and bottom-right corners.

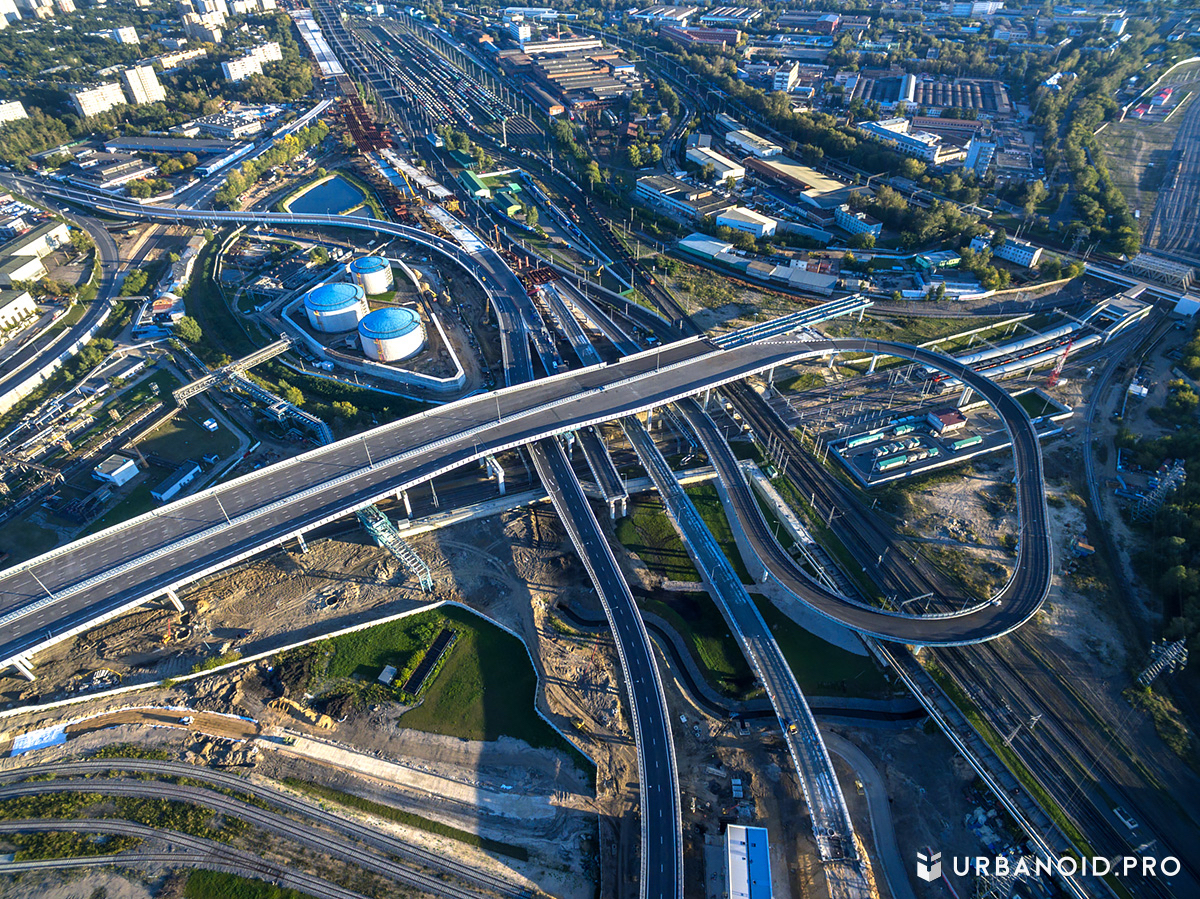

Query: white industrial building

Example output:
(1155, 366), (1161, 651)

(0, 99), (27, 124)
(0, 287), (35, 334)
(93, 454), (139, 487)
(717, 206), (777, 238)
(773, 62), (799, 93)
(725, 825), (772, 899)
(834, 205), (882, 238)
(725, 129), (782, 159)
(122, 65), (166, 105)
(152, 461), (201, 502)
(348, 256), (394, 296)
(358, 306), (425, 362)
(67, 82), (126, 118)
(858, 118), (966, 166)
(686, 146), (745, 182)
(970, 233), (1043, 267)
(303, 282), (369, 333)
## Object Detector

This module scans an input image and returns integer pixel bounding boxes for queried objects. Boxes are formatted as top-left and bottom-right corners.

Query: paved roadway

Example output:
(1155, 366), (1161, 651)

(0, 207), (121, 409)
(625, 418), (872, 899)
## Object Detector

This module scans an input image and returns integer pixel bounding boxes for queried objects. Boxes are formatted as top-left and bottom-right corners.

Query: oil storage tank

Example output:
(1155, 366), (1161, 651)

(348, 256), (394, 295)
(303, 282), (368, 333)
(358, 306), (425, 362)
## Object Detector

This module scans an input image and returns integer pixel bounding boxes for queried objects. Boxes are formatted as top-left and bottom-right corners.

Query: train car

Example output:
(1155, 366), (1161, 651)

(951, 435), (983, 451)
(893, 423), (915, 436)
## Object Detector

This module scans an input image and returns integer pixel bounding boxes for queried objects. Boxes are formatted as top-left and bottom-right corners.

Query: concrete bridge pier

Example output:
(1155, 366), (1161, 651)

(484, 454), (506, 495)
(11, 657), (35, 681)
(165, 589), (184, 612)
(295, 533), (309, 555)
(703, 388), (712, 410)
(645, 406), (656, 430)
(563, 431), (576, 458)
(397, 488), (413, 518)
(609, 495), (628, 520)
(959, 386), (974, 407)
(867, 354), (879, 375)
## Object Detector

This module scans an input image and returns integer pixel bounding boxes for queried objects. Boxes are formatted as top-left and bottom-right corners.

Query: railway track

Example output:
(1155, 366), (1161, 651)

(0, 819), (377, 899)
(0, 763), (524, 899)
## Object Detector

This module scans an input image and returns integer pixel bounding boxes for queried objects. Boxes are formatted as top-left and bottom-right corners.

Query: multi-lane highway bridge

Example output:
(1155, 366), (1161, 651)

(0, 186), (1054, 899)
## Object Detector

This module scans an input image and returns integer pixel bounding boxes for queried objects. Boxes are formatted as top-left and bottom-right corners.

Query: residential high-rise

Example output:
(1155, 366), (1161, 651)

(122, 65), (166, 104)
(0, 99), (28, 124)
(67, 82), (126, 117)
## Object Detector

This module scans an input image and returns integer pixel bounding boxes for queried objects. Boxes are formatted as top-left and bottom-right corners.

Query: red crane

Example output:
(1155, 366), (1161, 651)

(1047, 337), (1074, 388)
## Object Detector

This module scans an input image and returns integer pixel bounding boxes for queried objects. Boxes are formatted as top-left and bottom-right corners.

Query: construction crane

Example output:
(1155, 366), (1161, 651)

(1047, 336), (1073, 388)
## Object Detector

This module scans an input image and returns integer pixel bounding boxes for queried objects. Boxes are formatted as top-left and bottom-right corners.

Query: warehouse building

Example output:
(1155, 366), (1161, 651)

(717, 206), (777, 238)
(725, 129), (782, 158)
(634, 175), (732, 220)
(686, 145), (745, 182)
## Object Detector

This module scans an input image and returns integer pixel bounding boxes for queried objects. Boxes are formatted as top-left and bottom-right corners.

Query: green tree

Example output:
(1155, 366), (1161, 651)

(525, 206), (538, 228)
(175, 315), (202, 344)
(309, 246), (330, 265)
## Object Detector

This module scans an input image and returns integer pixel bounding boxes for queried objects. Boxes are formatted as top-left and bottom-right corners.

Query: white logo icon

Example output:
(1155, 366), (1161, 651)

(917, 850), (942, 882)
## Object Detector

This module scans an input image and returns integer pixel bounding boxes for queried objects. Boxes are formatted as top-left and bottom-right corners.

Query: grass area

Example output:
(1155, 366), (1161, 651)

(642, 590), (756, 698)
(752, 597), (892, 698)
(1097, 89), (1196, 227)
(186, 870), (316, 899)
(1017, 390), (1057, 420)
(185, 232), (257, 362)
(775, 370), (826, 393)
(1125, 686), (1200, 774)
(317, 606), (585, 764)
(283, 779), (528, 860)
(83, 479), (158, 536)
(9, 831), (139, 861)
(136, 412), (240, 465)
(615, 496), (702, 582)
(823, 314), (1011, 344)
(0, 516), (61, 566)
(770, 474), (885, 603)
(684, 482), (754, 584)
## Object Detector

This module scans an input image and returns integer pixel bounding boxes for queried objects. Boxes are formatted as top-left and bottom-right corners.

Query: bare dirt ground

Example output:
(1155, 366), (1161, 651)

(0, 870), (159, 899)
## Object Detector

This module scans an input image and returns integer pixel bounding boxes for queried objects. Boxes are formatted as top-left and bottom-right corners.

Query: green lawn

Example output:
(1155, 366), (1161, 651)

(685, 483), (754, 584)
(752, 596), (893, 698)
(137, 413), (239, 465)
(186, 871), (316, 899)
(322, 606), (582, 760)
(0, 516), (61, 566)
(83, 479), (159, 536)
(642, 590), (756, 698)
(1017, 391), (1057, 420)
(615, 496), (702, 582)
(824, 314), (1011, 344)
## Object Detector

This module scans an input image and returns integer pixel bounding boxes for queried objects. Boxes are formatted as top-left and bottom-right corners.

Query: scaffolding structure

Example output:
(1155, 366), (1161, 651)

(356, 504), (434, 591)
(1134, 459), (1185, 521)
(1138, 639), (1189, 686)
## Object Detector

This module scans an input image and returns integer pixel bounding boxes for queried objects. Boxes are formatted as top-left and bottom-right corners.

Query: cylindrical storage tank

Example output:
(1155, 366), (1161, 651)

(303, 282), (368, 333)
(358, 306), (425, 362)
(348, 256), (394, 296)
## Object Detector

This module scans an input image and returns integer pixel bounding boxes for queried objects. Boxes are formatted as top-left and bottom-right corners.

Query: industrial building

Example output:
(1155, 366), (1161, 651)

(358, 306), (425, 363)
(725, 129), (782, 159)
(742, 157), (859, 210)
(93, 454), (139, 487)
(685, 146), (745, 182)
(725, 825), (772, 899)
(122, 65), (166, 105)
(659, 25), (741, 47)
(459, 171), (491, 199)
(302, 281), (368, 333)
(348, 256), (394, 295)
(67, 82), (126, 118)
(964, 140), (996, 177)
(0, 287), (35, 334)
(634, 175), (732, 221)
(152, 461), (201, 502)
(717, 207), (777, 238)
(857, 118), (966, 165)
(834, 205), (882, 238)
(970, 233), (1043, 267)
(928, 409), (968, 434)
(699, 6), (760, 27)
(65, 151), (158, 192)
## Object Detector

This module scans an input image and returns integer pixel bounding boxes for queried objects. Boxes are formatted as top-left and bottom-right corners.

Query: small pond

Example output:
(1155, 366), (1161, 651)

(287, 175), (368, 215)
